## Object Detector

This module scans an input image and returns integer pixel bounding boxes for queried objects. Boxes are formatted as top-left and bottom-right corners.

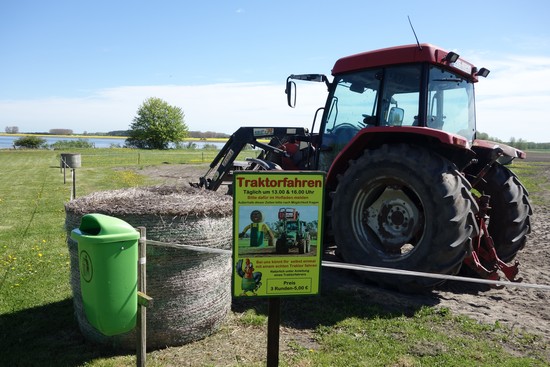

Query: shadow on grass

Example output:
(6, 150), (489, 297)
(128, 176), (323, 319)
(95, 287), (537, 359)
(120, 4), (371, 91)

(232, 266), (442, 330)
(0, 298), (124, 367)
(1, 268), (445, 367)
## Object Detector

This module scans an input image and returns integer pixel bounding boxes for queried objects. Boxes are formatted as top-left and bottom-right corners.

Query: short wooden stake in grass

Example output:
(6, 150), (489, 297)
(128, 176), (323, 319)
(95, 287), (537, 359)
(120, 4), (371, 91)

(267, 298), (281, 367)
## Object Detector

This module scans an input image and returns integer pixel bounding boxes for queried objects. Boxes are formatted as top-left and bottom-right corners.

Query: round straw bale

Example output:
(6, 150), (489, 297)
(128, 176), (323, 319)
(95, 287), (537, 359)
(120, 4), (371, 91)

(65, 185), (233, 350)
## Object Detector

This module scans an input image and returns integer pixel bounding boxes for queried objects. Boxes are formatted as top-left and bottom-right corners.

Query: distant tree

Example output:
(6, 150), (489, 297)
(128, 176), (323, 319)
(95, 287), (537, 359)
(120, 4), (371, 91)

(49, 128), (73, 135)
(476, 131), (502, 142)
(508, 137), (528, 150)
(13, 136), (46, 149)
(107, 130), (131, 137)
(189, 130), (230, 139)
(5, 126), (19, 134)
(126, 97), (188, 149)
(181, 142), (197, 149)
(50, 139), (94, 150)
(202, 143), (219, 150)
(476, 131), (490, 140)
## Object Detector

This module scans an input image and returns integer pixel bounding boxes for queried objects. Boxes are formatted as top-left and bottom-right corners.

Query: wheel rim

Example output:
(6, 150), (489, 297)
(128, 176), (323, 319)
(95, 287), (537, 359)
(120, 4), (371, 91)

(351, 178), (425, 260)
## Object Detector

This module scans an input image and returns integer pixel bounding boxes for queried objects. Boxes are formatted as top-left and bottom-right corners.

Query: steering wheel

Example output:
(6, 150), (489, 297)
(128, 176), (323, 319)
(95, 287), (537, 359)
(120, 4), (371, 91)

(327, 123), (359, 143)
(328, 123), (358, 133)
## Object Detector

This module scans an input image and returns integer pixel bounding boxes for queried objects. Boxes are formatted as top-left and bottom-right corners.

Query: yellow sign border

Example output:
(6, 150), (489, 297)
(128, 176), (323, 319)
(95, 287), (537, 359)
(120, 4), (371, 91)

(232, 171), (325, 297)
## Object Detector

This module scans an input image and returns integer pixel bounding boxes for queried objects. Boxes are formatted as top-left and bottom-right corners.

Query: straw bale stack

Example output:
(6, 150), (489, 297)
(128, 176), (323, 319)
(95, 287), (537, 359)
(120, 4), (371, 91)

(65, 185), (233, 350)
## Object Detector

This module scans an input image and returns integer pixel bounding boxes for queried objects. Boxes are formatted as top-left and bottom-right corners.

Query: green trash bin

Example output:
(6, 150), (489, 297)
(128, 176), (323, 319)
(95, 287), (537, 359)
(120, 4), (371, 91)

(71, 213), (140, 336)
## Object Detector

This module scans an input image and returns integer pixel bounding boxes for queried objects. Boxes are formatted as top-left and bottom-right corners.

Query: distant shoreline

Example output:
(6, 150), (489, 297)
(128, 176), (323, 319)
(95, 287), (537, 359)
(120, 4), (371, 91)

(0, 133), (125, 139)
(0, 133), (227, 142)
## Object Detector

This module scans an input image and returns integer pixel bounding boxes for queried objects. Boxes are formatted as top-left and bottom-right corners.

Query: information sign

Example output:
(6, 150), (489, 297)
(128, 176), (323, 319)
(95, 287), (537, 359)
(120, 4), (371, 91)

(232, 171), (325, 297)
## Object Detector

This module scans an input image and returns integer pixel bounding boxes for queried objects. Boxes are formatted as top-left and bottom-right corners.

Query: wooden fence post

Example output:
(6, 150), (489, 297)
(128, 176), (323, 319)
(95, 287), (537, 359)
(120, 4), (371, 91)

(137, 227), (148, 367)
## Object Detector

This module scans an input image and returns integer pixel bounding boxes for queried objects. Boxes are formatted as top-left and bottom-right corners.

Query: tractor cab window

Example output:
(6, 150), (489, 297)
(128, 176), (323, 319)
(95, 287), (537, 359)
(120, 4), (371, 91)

(318, 69), (381, 171)
(428, 66), (476, 141)
(380, 65), (422, 127)
(324, 69), (382, 132)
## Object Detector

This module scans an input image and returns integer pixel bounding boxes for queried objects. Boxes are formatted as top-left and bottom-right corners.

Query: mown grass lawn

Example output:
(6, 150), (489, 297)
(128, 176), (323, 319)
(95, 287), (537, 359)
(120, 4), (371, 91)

(0, 148), (547, 367)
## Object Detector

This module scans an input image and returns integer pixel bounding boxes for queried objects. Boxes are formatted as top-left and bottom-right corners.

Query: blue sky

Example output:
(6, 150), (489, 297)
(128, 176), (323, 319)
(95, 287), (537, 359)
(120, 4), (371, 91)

(1, 1), (550, 141)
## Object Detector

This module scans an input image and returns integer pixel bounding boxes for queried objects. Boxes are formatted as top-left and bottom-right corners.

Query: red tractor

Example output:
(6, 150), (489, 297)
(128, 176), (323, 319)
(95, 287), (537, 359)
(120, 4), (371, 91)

(193, 44), (532, 291)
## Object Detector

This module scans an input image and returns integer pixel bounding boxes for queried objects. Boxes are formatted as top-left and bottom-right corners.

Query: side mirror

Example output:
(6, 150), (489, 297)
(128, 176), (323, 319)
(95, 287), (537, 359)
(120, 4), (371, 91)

(388, 107), (404, 126)
(285, 78), (296, 108)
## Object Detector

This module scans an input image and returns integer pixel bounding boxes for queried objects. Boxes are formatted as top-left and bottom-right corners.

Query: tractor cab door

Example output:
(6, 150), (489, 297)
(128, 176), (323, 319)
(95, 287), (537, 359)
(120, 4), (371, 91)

(318, 68), (382, 171)
(380, 65), (422, 127)
(318, 65), (423, 171)
(427, 66), (476, 142)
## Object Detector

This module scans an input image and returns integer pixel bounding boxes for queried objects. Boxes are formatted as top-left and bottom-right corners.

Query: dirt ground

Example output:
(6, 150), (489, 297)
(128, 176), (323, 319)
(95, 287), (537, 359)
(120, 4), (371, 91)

(140, 161), (549, 344)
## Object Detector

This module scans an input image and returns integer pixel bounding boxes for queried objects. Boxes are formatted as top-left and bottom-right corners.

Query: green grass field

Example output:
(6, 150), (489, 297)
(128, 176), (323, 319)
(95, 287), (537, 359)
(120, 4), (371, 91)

(0, 148), (548, 366)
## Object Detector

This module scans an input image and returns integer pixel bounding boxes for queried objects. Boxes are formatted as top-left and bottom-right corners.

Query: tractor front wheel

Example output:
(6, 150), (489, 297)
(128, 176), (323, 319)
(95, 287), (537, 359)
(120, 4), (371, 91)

(331, 144), (479, 291)
(276, 238), (289, 254)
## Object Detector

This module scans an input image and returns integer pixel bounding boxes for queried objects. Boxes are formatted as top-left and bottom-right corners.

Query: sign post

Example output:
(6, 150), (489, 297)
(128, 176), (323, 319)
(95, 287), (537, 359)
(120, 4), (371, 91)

(232, 171), (325, 365)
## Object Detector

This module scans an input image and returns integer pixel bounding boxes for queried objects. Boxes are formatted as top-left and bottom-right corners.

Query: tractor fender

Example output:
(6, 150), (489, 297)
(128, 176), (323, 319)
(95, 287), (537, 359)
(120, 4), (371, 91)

(325, 127), (475, 190)
(472, 139), (526, 165)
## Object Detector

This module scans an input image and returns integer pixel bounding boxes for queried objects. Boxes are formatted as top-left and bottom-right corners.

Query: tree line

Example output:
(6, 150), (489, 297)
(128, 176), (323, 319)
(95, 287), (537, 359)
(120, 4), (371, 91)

(476, 132), (550, 150)
(4, 97), (550, 150)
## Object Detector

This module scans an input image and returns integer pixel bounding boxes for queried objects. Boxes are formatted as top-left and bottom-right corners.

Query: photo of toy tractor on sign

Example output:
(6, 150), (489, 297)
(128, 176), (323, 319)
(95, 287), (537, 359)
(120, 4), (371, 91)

(275, 208), (312, 255)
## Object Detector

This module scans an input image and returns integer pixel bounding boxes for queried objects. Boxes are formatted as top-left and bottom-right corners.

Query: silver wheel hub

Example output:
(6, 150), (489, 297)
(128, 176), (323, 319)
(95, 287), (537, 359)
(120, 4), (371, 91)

(364, 188), (421, 248)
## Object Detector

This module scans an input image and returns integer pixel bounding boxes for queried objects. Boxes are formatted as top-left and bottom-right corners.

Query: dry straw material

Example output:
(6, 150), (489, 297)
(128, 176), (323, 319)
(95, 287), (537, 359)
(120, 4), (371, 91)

(65, 185), (233, 350)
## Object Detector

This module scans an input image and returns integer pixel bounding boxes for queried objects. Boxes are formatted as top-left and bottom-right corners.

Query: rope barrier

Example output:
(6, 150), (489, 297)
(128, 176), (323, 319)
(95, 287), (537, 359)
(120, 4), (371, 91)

(146, 239), (232, 255)
(146, 239), (550, 291)
(322, 261), (550, 291)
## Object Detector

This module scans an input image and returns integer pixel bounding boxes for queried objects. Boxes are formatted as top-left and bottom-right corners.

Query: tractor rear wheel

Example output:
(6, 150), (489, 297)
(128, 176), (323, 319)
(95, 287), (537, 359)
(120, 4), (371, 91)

(331, 144), (479, 291)
(474, 164), (532, 262)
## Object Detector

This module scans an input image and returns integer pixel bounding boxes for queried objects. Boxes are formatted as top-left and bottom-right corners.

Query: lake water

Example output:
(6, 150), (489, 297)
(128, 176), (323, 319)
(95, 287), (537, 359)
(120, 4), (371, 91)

(0, 135), (225, 149)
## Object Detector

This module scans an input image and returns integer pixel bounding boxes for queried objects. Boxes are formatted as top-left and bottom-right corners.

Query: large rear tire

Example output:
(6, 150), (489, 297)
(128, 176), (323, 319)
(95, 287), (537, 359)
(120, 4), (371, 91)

(473, 164), (532, 262)
(331, 144), (479, 291)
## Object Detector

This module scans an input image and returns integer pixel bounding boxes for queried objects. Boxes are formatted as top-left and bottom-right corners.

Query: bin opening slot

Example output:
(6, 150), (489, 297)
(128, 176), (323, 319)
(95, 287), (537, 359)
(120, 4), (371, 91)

(79, 216), (102, 235)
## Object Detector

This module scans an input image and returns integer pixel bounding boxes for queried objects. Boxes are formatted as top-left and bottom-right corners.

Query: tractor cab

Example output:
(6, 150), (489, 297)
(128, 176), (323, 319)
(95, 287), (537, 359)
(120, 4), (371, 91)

(286, 44), (485, 172)
(324, 64), (476, 133)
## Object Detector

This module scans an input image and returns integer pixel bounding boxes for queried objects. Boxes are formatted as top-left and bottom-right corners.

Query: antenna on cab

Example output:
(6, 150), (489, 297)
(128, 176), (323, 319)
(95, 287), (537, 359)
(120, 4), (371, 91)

(408, 16), (422, 51)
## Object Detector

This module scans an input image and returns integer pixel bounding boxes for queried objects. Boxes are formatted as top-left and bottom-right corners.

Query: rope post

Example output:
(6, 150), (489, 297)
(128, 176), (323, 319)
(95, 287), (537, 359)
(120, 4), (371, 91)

(63, 159), (67, 184)
(136, 226), (150, 367)
(71, 169), (76, 200)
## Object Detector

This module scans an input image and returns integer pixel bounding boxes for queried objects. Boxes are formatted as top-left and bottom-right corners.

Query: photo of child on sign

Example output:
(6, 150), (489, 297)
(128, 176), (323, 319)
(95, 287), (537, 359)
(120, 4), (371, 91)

(239, 209), (275, 247)
(237, 205), (319, 257)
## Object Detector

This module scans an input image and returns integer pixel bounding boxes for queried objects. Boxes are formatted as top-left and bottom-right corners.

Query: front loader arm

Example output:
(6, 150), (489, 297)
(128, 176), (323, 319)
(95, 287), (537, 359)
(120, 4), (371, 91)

(190, 127), (308, 191)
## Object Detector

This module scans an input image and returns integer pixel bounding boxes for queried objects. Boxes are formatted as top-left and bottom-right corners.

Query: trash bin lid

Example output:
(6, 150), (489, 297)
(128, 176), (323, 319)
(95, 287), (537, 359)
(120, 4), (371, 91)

(71, 213), (140, 243)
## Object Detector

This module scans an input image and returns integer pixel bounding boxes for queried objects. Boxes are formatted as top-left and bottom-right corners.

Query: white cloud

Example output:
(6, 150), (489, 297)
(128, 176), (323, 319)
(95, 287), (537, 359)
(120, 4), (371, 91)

(0, 82), (328, 134)
(474, 54), (550, 142)
(1, 53), (549, 142)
